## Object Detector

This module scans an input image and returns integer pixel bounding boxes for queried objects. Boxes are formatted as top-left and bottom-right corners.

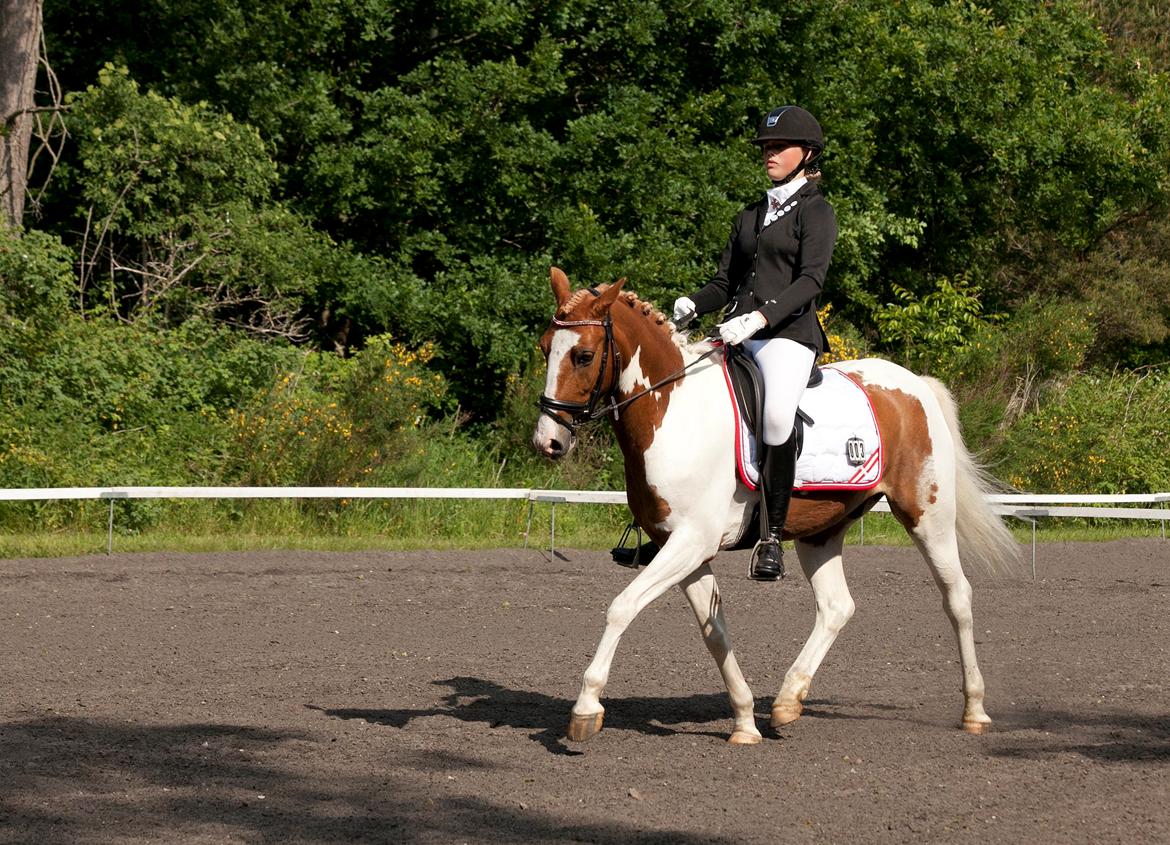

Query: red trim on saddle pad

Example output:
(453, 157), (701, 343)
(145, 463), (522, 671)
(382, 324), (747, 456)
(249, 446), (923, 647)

(720, 356), (758, 492)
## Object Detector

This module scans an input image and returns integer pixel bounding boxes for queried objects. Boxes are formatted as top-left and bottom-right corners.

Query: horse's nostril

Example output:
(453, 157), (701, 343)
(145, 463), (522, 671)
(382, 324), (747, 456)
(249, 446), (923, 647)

(549, 438), (565, 455)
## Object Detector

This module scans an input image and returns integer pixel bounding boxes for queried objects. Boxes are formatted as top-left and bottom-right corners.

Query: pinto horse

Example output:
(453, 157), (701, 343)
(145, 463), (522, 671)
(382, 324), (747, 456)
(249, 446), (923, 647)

(532, 267), (1018, 745)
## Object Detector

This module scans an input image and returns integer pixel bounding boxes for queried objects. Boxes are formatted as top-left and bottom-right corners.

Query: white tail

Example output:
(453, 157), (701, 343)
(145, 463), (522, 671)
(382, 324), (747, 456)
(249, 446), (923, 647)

(923, 376), (1021, 576)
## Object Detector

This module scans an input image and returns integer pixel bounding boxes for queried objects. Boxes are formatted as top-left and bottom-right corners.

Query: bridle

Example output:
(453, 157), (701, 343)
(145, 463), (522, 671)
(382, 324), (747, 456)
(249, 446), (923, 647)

(536, 313), (621, 434)
(537, 308), (720, 434)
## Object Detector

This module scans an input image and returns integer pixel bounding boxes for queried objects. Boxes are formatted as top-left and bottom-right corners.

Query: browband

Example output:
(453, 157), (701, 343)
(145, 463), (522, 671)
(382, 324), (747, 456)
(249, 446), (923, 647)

(552, 316), (606, 328)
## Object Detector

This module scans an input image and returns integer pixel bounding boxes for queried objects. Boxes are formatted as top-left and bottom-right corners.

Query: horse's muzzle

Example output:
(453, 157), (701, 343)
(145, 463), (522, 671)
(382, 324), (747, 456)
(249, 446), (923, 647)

(532, 414), (575, 460)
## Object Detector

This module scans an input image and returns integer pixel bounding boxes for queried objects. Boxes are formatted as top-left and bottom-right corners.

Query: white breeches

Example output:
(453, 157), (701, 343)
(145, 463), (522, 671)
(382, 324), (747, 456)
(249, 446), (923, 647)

(743, 337), (817, 446)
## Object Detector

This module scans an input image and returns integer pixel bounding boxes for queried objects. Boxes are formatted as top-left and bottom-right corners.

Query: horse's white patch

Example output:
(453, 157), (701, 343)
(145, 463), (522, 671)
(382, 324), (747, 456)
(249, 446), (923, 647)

(543, 329), (577, 396)
(533, 329), (579, 448)
(638, 353), (742, 541)
(618, 346), (653, 396)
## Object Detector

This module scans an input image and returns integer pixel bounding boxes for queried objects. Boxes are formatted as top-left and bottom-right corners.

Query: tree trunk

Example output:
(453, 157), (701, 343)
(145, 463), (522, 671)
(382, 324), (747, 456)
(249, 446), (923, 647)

(0, 0), (41, 232)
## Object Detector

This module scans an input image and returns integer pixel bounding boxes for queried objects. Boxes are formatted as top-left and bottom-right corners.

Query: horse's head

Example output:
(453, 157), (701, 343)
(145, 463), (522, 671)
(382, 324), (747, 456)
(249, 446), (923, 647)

(532, 267), (626, 459)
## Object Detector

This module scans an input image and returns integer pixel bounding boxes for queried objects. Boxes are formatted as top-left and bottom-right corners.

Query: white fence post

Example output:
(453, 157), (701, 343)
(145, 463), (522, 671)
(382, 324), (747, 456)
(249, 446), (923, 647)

(100, 490), (128, 555)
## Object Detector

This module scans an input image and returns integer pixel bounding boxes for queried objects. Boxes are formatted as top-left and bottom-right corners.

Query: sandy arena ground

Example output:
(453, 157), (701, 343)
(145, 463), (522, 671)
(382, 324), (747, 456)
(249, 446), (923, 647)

(1, 539), (1167, 844)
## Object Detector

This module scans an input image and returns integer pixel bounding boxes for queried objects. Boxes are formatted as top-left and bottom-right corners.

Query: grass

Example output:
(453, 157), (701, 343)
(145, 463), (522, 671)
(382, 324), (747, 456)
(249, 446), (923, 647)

(0, 498), (630, 559)
(846, 511), (1168, 544)
(0, 501), (1165, 559)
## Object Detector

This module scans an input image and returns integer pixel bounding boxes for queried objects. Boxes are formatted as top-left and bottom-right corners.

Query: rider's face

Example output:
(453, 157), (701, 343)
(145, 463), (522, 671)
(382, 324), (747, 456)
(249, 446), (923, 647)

(761, 142), (806, 181)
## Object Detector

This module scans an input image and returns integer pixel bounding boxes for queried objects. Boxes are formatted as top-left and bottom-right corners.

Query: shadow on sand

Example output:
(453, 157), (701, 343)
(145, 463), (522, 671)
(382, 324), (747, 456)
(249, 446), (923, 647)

(312, 675), (740, 755)
(316, 676), (1170, 767)
(0, 714), (736, 844)
(986, 706), (1170, 764)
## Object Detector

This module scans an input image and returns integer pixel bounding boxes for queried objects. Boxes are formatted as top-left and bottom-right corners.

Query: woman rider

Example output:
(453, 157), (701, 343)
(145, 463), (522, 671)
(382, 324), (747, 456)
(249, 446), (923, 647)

(674, 105), (837, 581)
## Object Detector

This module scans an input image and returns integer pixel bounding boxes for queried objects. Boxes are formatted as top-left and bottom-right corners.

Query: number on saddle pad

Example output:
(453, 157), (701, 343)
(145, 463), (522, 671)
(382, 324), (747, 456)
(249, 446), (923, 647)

(845, 436), (866, 466)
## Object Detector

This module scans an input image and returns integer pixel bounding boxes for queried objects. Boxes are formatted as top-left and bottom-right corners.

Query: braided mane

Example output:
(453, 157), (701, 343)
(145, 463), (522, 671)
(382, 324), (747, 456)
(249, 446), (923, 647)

(559, 283), (691, 348)
(617, 290), (675, 339)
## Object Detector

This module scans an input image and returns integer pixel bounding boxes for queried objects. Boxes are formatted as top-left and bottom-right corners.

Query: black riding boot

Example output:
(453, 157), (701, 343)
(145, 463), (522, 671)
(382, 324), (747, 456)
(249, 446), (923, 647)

(750, 431), (798, 581)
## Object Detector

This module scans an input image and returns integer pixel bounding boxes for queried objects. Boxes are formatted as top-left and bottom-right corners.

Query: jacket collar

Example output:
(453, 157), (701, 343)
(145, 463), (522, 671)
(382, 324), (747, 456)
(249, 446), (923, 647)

(767, 176), (807, 209)
(752, 180), (820, 234)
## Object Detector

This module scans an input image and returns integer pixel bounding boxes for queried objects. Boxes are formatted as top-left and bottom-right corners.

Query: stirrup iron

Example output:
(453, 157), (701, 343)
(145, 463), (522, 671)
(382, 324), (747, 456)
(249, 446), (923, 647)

(611, 522), (658, 568)
(749, 537), (784, 582)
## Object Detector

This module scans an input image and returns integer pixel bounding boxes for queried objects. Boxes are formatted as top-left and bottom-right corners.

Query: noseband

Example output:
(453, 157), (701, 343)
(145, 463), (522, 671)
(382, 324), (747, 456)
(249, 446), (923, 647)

(537, 313), (621, 434)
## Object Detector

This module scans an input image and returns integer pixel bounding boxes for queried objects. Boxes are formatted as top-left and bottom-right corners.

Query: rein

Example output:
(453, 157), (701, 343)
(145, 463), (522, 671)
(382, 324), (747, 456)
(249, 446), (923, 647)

(537, 312), (720, 433)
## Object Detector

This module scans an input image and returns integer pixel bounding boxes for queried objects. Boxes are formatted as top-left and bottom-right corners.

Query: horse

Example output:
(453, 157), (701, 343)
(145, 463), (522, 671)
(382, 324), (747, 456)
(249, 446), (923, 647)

(532, 267), (1019, 745)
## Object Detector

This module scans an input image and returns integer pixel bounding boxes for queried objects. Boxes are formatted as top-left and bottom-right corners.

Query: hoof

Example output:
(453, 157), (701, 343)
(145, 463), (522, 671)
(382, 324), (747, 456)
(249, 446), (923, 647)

(567, 710), (604, 742)
(961, 718), (991, 735)
(728, 729), (763, 746)
(770, 702), (803, 727)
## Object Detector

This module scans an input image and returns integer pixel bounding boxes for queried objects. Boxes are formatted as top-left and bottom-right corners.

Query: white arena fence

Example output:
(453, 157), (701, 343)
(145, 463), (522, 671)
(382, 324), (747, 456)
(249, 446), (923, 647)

(1, 487), (1167, 574)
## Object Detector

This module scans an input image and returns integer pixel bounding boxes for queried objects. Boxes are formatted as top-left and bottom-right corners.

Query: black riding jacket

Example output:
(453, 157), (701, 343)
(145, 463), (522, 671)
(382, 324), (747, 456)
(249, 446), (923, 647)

(690, 180), (836, 355)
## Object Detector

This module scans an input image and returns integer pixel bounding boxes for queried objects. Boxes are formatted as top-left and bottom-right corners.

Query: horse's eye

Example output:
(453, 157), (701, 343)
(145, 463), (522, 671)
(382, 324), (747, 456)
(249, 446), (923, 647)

(574, 349), (595, 367)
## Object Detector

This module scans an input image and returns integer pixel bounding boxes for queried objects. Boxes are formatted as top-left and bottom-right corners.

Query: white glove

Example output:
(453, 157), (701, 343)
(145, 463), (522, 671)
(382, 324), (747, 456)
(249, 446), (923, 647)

(672, 296), (697, 325)
(718, 311), (767, 345)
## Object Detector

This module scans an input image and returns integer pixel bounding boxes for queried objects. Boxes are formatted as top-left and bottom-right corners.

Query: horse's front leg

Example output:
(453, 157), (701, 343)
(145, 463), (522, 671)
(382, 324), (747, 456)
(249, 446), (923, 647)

(679, 563), (762, 745)
(568, 529), (712, 742)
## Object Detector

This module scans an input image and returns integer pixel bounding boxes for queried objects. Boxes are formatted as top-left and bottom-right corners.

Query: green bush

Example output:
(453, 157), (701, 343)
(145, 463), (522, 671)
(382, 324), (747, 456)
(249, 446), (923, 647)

(930, 297), (1096, 450)
(995, 369), (1170, 493)
(53, 65), (385, 343)
(223, 338), (454, 486)
(45, 0), (1170, 413)
(0, 314), (297, 528)
(873, 273), (998, 374)
(0, 229), (75, 328)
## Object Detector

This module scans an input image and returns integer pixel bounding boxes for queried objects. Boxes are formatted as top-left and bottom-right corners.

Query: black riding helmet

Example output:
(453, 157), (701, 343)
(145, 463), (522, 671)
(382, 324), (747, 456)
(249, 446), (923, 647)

(753, 105), (824, 183)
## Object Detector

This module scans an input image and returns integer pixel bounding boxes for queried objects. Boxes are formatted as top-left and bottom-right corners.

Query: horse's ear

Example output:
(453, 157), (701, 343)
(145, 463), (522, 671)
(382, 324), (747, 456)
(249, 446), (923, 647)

(589, 278), (626, 316)
(550, 267), (571, 308)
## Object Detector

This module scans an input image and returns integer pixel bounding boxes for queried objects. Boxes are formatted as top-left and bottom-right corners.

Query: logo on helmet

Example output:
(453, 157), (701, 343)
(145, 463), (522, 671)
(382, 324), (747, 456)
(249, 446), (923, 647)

(765, 107), (789, 128)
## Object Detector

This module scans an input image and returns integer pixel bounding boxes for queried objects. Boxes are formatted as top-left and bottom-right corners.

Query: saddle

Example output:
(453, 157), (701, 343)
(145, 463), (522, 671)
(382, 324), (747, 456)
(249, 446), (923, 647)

(723, 344), (820, 460)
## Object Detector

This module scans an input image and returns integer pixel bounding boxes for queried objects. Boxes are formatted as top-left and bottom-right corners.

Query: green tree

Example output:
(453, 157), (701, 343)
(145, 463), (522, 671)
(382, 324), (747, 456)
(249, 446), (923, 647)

(873, 274), (996, 372)
(35, 0), (1170, 418)
(56, 65), (385, 343)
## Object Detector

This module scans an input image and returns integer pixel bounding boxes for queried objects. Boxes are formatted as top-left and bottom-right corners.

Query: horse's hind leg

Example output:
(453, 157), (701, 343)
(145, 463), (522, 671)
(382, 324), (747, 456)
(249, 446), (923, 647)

(891, 501), (991, 734)
(679, 563), (761, 745)
(771, 526), (854, 727)
(568, 529), (711, 742)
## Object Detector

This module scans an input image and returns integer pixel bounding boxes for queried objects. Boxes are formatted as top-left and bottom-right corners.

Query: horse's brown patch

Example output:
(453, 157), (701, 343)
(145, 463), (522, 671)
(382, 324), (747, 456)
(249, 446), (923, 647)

(538, 320), (614, 412)
(553, 284), (686, 456)
(861, 384), (935, 529)
(625, 461), (673, 545)
(607, 290), (686, 536)
(550, 285), (685, 437)
(539, 281), (631, 419)
(786, 496), (849, 538)
(786, 491), (873, 544)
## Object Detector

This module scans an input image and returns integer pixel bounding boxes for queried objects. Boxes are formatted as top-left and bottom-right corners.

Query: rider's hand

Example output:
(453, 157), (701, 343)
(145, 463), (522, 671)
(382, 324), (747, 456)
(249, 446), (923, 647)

(717, 311), (767, 346)
(672, 296), (697, 325)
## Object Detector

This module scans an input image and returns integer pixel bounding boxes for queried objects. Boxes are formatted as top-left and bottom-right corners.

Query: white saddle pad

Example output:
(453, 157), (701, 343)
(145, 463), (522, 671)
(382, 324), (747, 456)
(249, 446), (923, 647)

(726, 365), (883, 492)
